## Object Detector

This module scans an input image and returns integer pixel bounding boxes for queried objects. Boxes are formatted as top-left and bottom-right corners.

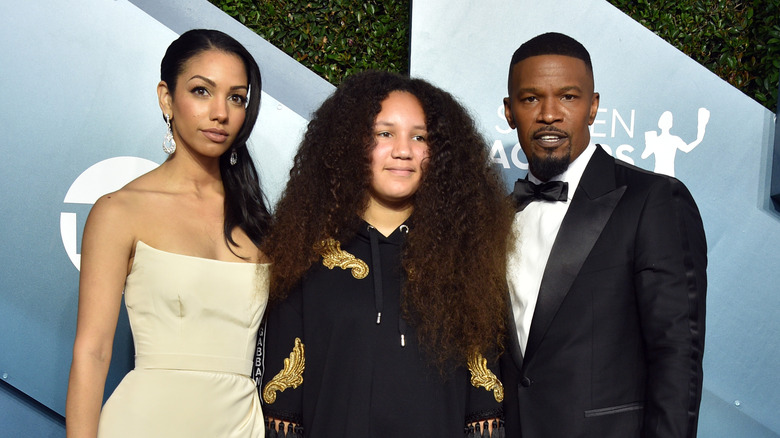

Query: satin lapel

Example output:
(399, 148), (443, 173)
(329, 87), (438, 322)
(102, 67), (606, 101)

(523, 147), (626, 364)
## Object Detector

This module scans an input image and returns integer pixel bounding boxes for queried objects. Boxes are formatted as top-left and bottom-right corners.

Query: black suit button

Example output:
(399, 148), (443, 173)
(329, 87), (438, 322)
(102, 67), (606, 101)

(521, 377), (531, 387)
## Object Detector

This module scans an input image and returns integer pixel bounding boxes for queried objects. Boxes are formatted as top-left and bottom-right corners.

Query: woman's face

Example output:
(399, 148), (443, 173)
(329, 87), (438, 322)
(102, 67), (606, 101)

(367, 91), (430, 209)
(159, 49), (248, 160)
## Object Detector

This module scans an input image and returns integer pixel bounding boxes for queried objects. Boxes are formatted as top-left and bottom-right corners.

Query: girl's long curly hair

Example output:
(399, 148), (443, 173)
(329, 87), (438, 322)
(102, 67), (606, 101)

(263, 70), (514, 368)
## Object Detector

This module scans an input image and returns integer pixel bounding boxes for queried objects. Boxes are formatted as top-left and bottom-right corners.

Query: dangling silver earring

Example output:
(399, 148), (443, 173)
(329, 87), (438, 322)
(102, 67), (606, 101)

(162, 114), (176, 155)
(229, 149), (238, 166)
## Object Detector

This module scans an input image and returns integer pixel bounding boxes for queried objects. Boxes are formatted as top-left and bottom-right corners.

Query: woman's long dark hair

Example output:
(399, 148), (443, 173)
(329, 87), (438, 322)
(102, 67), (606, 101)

(264, 71), (514, 367)
(161, 29), (271, 249)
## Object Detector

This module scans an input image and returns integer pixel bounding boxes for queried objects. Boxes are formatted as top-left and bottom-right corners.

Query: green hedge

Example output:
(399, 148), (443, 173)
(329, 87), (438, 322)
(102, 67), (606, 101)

(608, 0), (780, 112)
(211, 0), (779, 112)
(209, 0), (409, 83)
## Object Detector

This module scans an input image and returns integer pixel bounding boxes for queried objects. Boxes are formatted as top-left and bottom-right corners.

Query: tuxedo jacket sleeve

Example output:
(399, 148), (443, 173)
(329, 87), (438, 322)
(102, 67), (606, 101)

(502, 146), (707, 438)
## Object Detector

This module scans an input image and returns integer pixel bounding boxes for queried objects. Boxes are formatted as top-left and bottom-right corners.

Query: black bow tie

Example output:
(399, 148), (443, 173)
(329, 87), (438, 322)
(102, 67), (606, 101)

(512, 179), (569, 211)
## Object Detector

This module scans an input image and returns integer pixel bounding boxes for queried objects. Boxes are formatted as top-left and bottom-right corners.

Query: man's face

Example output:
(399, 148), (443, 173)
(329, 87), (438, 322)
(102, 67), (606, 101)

(503, 54), (599, 181)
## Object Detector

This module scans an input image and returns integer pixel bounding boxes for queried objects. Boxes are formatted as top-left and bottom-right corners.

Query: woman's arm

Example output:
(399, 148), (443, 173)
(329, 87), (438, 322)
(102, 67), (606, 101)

(65, 194), (135, 438)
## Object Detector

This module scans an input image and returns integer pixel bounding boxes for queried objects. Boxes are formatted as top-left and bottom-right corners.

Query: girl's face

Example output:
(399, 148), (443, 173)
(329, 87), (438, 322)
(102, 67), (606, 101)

(159, 49), (248, 160)
(367, 91), (430, 210)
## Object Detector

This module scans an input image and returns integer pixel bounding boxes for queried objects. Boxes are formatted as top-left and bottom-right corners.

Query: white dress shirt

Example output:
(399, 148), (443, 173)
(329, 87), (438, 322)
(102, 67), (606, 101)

(507, 144), (597, 355)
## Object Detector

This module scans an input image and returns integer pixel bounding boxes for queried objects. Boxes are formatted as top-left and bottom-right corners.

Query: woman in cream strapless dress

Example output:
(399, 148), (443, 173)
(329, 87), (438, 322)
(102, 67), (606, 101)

(66, 29), (272, 438)
(95, 242), (269, 437)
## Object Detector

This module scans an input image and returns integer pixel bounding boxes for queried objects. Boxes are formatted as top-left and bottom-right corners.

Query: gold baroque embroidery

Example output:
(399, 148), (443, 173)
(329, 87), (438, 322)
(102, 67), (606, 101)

(468, 352), (504, 403)
(263, 338), (305, 404)
(314, 238), (369, 279)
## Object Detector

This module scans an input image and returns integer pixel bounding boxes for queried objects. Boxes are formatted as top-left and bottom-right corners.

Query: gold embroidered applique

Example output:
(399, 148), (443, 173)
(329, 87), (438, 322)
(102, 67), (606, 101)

(263, 337), (305, 404)
(314, 238), (369, 279)
(468, 352), (504, 402)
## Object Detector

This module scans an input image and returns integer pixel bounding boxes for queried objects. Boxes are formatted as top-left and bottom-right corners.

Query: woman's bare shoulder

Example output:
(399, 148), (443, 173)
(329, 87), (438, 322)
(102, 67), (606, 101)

(87, 170), (167, 232)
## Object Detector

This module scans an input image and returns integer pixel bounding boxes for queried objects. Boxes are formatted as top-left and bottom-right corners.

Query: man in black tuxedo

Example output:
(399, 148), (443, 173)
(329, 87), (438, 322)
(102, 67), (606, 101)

(501, 32), (707, 437)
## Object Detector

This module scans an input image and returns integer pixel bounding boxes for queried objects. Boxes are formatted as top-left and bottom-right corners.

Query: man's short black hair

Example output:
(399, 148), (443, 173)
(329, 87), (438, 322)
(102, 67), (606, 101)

(508, 32), (593, 92)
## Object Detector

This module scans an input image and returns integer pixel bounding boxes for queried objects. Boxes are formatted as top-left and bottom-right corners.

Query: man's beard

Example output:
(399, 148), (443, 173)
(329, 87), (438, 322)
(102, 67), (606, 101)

(529, 148), (571, 182)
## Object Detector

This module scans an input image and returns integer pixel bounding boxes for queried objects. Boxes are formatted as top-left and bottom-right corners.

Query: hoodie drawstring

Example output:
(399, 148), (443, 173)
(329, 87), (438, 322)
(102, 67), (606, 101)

(368, 225), (384, 325)
(368, 224), (410, 348)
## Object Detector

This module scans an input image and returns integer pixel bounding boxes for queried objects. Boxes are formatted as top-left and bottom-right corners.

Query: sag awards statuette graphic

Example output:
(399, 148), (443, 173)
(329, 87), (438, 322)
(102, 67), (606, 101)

(642, 108), (711, 177)
(61, 156), (159, 270)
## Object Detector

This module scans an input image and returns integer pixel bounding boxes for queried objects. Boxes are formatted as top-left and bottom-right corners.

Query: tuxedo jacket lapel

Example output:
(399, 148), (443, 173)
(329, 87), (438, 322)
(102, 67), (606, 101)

(523, 147), (626, 364)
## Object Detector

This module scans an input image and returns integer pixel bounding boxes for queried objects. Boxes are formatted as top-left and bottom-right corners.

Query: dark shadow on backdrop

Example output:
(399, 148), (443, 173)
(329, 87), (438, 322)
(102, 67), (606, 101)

(771, 68), (780, 210)
(0, 379), (65, 425)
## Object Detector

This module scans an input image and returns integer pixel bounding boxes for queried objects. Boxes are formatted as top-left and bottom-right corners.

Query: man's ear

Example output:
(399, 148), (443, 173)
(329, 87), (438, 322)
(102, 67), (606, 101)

(503, 97), (516, 129)
(588, 92), (600, 125)
(157, 81), (173, 117)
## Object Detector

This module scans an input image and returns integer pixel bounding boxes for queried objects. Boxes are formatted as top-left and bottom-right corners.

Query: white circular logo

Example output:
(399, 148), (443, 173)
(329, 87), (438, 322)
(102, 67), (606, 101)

(61, 156), (159, 270)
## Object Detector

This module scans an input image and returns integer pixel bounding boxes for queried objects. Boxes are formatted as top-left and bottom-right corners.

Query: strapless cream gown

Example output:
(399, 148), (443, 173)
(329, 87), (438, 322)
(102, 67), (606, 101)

(97, 241), (268, 438)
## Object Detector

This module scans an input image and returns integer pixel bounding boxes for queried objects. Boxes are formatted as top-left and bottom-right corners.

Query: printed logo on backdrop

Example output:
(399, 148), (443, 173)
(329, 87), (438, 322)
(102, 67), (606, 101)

(490, 105), (710, 177)
(641, 108), (710, 177)
(61, 157), (159, 270)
